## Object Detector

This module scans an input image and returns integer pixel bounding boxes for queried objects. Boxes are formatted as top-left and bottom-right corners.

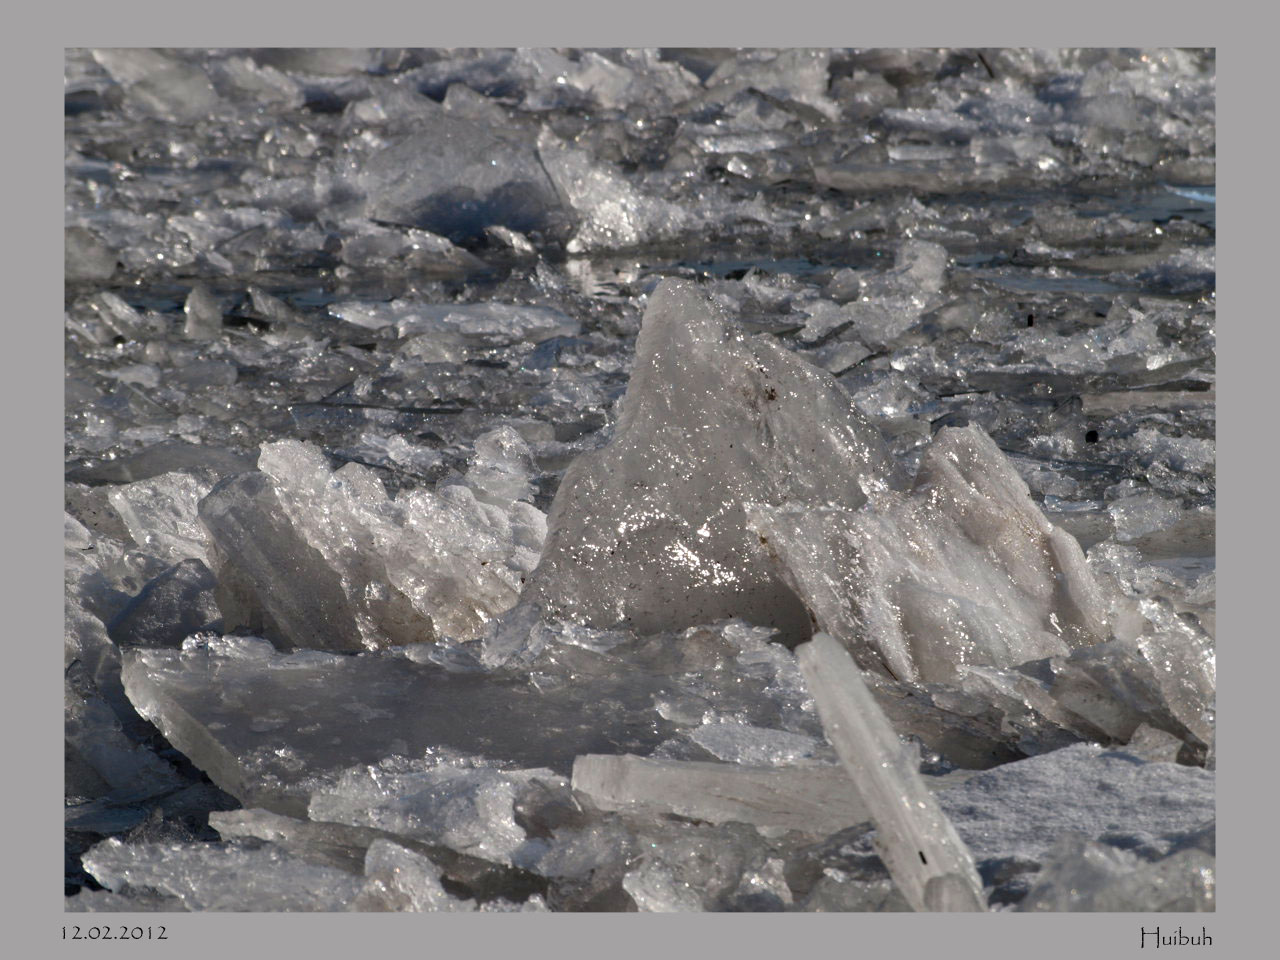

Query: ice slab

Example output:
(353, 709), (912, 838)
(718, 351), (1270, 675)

(937, 743), (1215, 867)
(108, 471), (212, 566)
(573, 755), (864, 835)
(518, 279), (898, 647)
(797, 634), (986, 911)
(750, 425), (1125, 684)
(81, 837), (362, 911)
(91, 49), (221, 124)
(120, 636), (682, 817)
(360, 114), (571, 241)
(199, 471), (365, 652)
(328, 299), (579, 344)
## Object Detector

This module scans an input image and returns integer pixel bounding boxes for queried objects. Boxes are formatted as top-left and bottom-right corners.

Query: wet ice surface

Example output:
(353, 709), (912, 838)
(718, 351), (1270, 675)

(65, 47), (1214, 911)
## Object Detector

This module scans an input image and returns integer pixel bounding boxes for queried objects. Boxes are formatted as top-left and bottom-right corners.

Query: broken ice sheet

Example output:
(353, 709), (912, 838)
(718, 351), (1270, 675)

(328, 298), (579, 345)
(81, 837), (363, 912)
(519, 278), (899, 647)
(749, 424), (1132, 684)
(120, 636), (682, 817)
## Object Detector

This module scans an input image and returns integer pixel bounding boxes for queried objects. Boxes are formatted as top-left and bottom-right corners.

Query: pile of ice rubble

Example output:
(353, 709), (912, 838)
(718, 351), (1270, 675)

(65, 47), (1214, 913)
(66, 281), (1213, 913)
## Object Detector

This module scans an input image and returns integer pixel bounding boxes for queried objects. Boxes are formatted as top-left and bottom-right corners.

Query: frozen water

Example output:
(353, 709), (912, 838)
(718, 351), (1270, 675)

(64, 46), (1214, 911)
(519, 278), (898, 646)
(359, 113), (571, 241)
(81, 837), (363, 911)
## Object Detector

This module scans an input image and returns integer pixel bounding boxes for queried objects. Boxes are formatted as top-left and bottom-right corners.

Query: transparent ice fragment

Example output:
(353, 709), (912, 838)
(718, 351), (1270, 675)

(120, 640), (680, 816)
(749, 424), (1123, 684)
(353, 839), (473, 912)
(1109, 491), (1185, 542)
(689, 718), (820, 766)
(329, 298), (579, 344)
(108, 471), (212, 566)
(91, 49), (221, 123)
(572, 755), (873, 836)
(519, 279), (898, 647)
(797, 635), (987, 912)
(81, 837), (362, 912)
(182, 284), (223, 340)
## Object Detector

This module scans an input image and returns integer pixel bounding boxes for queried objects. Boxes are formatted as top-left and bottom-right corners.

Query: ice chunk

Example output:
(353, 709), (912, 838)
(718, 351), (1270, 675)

(353, 839), (472, 912)
(706, 49), (840, 121)
(65, 226), (117, 283)
(689, 718), (820, 766)
(749, 425), (1123, 684)
(107, 559), (220, 648)
(937, 743), (1215, 867)
(329, 298), (579, 344)
(797, 635), (986, 911)
(255, 442), (433, 649)
(67, 441), (257, 485)
(1109, 491), (1184, 542)
(198, 471), (364, 652)
(309, 757), (561, 866)
(108, 471), (212, 566)
(572, 755), (873, 836)
(360, 114), (571, 241)
(81, 837), (362, 911)
(120, 638), (681, 816)
(182, 284), (223, 340)
(463, 426), (538, 509)
(1018, 838), (1214, 912)
(518, 279), (898, 647)
(537, 130), (690, 252)
(91, 49), (221, 123)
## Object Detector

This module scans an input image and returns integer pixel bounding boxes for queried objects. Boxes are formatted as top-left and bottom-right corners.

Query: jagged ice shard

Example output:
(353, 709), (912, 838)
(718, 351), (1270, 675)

(518, 278), (899, 646)
(750, 424), (1134, 683)
(797, 634), (987, 912)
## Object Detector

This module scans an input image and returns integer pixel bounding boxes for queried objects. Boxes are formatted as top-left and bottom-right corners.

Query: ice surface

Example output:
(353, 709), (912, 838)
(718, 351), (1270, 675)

(519, 279), (898, 646)
(797, 634), (986, 911)
(64, 46), (1215, 910)
(937, 743), (1214, 867)
(751, 425), (1125, 684)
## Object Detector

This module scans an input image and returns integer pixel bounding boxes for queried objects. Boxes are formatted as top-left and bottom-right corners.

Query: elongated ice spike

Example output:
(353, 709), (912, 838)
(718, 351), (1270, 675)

(796, 633), (987, 912)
